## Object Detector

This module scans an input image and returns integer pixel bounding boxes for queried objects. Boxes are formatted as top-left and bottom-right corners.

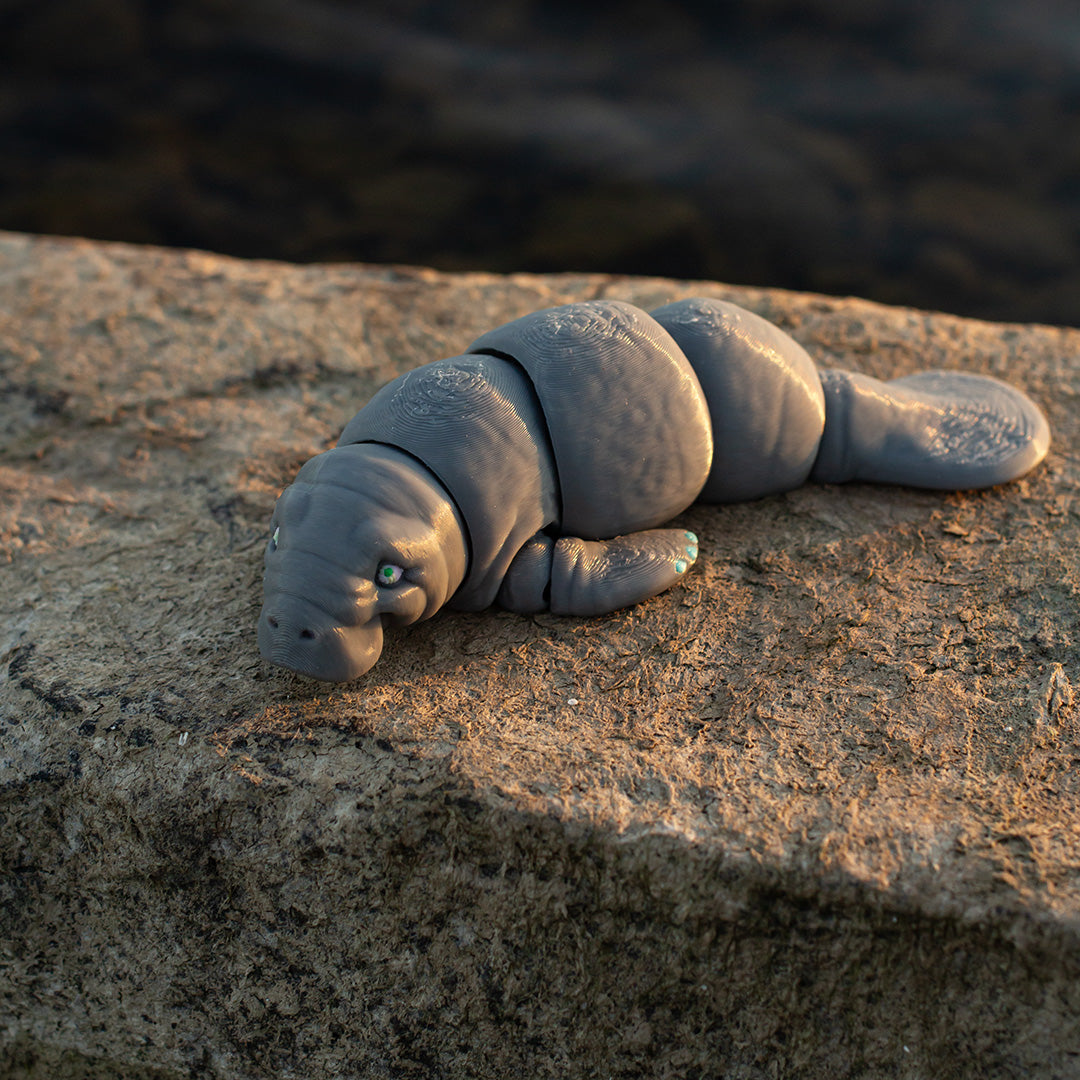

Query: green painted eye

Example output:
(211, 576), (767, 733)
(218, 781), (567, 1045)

(377, 562), (404, 587)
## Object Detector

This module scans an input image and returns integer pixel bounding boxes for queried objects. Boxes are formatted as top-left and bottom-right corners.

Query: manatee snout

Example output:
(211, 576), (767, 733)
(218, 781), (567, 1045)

(258, 528), (385, 681)
(257, 443), (468, 683)
(257, 596), (384, 682)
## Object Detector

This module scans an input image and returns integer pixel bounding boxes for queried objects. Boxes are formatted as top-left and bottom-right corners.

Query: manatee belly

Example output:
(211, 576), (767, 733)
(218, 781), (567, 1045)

(468, 300), (713, 539)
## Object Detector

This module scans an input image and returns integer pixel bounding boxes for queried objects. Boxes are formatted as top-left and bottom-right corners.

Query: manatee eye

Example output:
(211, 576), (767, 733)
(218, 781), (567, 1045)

(269, 526), (280, 551)
(376, 562), (404, 587)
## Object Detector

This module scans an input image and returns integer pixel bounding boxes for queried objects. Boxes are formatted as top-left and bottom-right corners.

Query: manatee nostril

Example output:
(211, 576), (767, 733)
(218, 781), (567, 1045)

(299, 628), (316, 640)
(267, 616), (279, 629)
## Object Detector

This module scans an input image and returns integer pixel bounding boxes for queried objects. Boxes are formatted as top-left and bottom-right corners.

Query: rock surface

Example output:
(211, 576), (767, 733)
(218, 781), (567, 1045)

(1, 231), (1078, 1079)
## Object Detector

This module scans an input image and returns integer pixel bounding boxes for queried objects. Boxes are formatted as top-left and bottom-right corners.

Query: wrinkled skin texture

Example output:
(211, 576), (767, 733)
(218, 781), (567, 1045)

(258, 444), (466, 681)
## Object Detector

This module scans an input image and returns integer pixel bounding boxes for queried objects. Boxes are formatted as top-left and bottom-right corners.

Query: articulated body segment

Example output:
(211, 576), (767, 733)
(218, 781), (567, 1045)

(259, 297), (1050, 682)
(650, 298), (826, 502)
(337, 352), (557, 610)
(468, 299), (713, 538)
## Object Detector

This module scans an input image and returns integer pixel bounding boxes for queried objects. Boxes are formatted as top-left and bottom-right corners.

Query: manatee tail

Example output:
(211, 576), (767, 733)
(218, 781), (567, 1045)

(809, 369), (1051, 489)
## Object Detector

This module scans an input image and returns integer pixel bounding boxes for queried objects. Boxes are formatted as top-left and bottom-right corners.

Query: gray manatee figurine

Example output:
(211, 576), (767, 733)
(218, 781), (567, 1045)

(258, 298), (1050, 682)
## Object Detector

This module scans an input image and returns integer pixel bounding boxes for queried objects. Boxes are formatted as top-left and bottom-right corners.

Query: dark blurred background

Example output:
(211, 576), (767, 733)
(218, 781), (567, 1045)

(2, 0), (1080, 324)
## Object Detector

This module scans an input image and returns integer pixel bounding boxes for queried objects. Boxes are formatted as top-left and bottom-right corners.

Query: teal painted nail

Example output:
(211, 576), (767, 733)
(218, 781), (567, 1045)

(675, 559), (688, 574)
(685, 531), (697, 543)
(686, 545), (698, 560)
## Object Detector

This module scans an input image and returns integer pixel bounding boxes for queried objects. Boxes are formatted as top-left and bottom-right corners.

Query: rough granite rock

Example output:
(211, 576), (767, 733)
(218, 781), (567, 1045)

(1, 231), (1078, 1079)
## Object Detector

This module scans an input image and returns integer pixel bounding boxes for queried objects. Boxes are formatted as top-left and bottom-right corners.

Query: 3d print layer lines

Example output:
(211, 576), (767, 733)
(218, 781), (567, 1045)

(258, 298), (1050, 682)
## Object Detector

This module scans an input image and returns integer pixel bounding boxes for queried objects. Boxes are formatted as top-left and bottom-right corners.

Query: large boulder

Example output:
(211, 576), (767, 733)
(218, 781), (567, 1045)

(1, 231), (1078, 1078)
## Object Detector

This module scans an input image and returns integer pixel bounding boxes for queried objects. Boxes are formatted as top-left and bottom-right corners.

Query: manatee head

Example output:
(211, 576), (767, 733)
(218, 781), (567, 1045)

(258, 443), (467, 682)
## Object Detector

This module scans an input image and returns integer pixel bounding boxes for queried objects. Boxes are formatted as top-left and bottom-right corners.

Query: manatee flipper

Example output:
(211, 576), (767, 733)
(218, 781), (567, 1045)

(497, 529), (700, 616)
(810, 369), (1051, 489)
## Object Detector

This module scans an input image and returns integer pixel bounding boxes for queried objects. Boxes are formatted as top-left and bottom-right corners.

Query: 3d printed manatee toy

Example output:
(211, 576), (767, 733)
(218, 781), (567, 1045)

(258, 298), (1050, 682)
